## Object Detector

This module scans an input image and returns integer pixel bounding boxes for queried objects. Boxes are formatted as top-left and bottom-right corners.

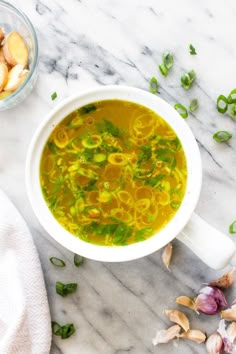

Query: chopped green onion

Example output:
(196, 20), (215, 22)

(52, 322), (76, 339)
(163, 51), (174, 70)
(74, 254), (84, 267)
(216, 95), (228, 113)
(189, 44), (197, 55)
(227, 89), (236, 104)
(189, 98), (199, 112)
(181, 70), (196, 90)
(149, 77), (159, 94)
(213, 130), (232, 143)
(174, 103), (188, 119)
(159, 63), (168, 77)
(229, 221), (236, 234)
(49, 257), (66, 267)
(56, 282), (78, 297)
(51, 92), (57, 101)
(230, 104), (236, 120)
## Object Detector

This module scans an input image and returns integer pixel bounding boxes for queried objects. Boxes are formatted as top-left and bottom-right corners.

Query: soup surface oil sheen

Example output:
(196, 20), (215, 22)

(40, 99), (187, 246)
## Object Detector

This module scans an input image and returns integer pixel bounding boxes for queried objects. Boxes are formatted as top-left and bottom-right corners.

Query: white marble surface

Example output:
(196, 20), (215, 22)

(1, 0), (236, 353)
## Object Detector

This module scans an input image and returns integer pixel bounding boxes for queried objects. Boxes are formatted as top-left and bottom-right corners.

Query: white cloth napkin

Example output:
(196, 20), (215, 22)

(0, 190), (51, 354)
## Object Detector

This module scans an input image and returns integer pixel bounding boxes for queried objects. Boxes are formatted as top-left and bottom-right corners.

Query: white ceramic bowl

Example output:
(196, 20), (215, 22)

(26, 86), (204, 262)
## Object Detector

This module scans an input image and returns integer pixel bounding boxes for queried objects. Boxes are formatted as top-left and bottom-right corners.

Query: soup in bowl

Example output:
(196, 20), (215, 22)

(26, 86), (235, 267)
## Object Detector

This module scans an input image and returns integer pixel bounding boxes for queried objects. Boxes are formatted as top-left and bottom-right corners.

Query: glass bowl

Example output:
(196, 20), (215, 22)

(0, 0), (38, 111)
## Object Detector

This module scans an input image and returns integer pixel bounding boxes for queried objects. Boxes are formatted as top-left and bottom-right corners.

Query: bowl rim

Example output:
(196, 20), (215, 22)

(0, 0), (38, 106)
(26, 85), (202, 262)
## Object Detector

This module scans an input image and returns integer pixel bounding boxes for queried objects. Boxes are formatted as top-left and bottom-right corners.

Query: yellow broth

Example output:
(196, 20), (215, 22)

(40, 99), (187, 246)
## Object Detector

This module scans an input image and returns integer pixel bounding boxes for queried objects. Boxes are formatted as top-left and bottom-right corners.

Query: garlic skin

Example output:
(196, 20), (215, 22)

(162, 243), (173, 271)
(165, 309), (190, 332)
(221, 305), (236, 321)
(206, 332), (223, 354)
(180, 329), (206, 343)
(176, 295), (197, 312)
(209, 268), (236, 289)
(152, 325), (181, 346)
(195, 286), (228, 315)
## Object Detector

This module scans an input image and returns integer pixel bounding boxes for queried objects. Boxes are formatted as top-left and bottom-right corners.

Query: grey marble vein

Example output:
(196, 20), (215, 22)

(1, 0), (236, 353)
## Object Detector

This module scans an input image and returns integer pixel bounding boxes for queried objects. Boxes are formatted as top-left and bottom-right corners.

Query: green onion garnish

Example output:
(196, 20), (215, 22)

(56, 281), (78, 297)
(159, 63), (168, 77)
(149, 77), (159, 94)
(49, 257), (66, 267)
(174, 103), (188, 119)
(216, 95), (228, 113)
(230, 104), (236, 119)
(51, 92), (57, 101)
(52, 322), (76, 339)
(162, 52), (174, 70)
(189, 44), (197, 55)
(181, 70), (196, 90)
(74, 254), (84, 267)
(189, 98), (199, 112)
(227, 89), (236, 104)
(213, 130), (232, 143)
(229, 221), (236, 234)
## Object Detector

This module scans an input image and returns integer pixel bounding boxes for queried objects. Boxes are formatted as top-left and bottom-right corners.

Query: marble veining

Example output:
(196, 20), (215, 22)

(1, 0), (236, 353)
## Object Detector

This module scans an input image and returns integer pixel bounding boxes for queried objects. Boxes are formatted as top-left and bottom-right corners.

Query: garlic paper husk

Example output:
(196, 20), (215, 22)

(206, 332), (223, 354)
(218, 320), (236, 354)
(195, 286), (228, 315)
(152, 325), (181, 346)
(209, 268), (236, 289)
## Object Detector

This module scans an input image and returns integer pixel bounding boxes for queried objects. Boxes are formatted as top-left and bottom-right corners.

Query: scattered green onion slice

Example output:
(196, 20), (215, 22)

(189, 44), (197, 55)
(51, 92), (57, 101)
(149, 77), (158, 94)
(216, 95), (228, 114)
(159, 63), (168, 77)
(74, 254), (84, 267)
(189, 98), (199, 112)
(52, 322), (76, 339)
(49, 257), (66, 267)
(56, 282), (78, 297)
(213, 130), (232, 143)
(174, 103), (188, 119)
(230, 104), (236, 120)
(181, 70), (196, 90)
(229, 221), (236, 234)
(162, 51), (174, 70)
(227, 89), (236, 104)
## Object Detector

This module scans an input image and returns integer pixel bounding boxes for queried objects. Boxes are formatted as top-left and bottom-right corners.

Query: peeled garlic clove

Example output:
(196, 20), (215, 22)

(180, 329), (206, 343)
(0, 27), (5, 44)
(165, 309), (190, 332)
(176, 296), (197, 311)
(162, 243), (173, 271)
(3, 31), (28, 67)
(195, 286), (228, 315)
(152, 325), (181, 346)
(209, 268), (236, 289)
(206, 332), (223, 354)
(221, 305), (236, 321)
(227, 322), (236, 342)
(4, 64), (24, 91)
(0, 63), (8, 92)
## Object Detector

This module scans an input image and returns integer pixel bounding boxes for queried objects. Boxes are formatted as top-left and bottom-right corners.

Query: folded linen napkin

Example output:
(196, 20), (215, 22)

(0, 190), (51, 354)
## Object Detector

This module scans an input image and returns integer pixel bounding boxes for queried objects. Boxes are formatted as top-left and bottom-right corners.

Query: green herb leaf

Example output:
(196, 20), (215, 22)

(149, 77), (159, 94)
(137, 145), (152, 166)
(83, 179), (98, 191)
(135, 228), (153, 242)
(56, 281), (78, 297)
(189, 44), (197, 55)
(189, 98), (199, 112)
(163, 52), (174, 70)
(159, 63), (168, 77)
(48, 141), (58, 154)
(174, 103), (188, 118)
(213, 130), (232, 143)
(181, 70), (196, 90)
(145, 174), (166, 187)
(49, 257), (66, 267)
(216, 95), (228, 114)
(52, 322), (76, 339)
(78, 104), (96, 115)
(51, 92), (57, 101)
(74, 254), (84, 267)
(96, 119), (122, 138)
(229, 221), (236, 234)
